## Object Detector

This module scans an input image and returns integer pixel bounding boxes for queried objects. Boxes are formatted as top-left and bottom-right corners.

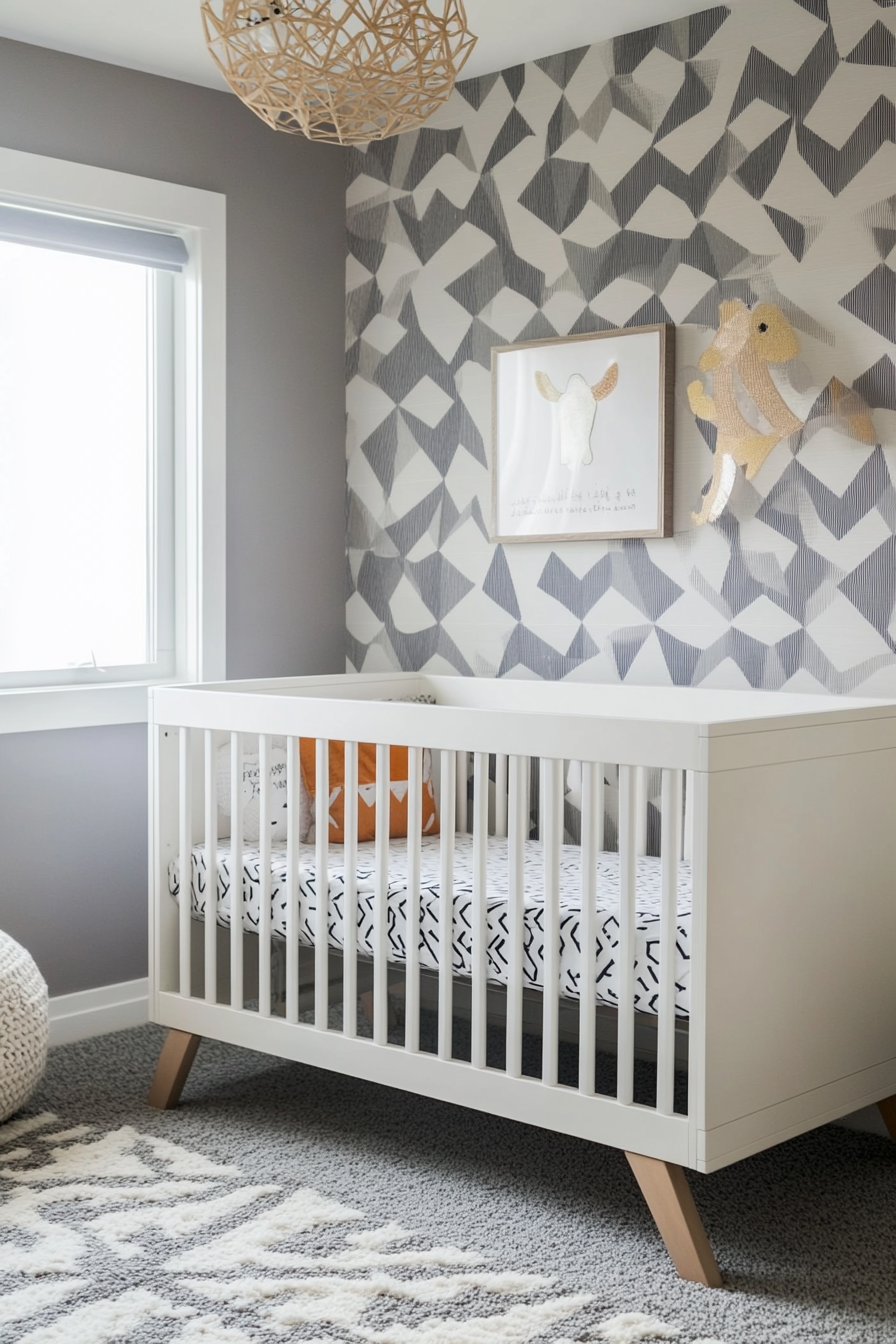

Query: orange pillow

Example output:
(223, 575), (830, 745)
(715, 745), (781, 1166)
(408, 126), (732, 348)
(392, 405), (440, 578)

(299, 740), (439, 843)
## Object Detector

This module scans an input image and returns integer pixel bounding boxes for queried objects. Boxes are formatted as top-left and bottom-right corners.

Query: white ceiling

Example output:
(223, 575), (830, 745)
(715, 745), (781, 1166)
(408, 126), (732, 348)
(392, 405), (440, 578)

(0, 1), (721, 92)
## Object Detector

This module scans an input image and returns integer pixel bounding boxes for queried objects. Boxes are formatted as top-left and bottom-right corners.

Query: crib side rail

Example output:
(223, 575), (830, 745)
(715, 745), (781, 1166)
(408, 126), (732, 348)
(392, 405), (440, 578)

(151, 685), (706, 772)
(149, 698), (698, 1167)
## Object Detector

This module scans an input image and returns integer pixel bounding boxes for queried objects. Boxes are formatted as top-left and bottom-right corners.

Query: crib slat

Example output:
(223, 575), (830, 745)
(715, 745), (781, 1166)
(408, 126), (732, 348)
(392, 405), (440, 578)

(495, 753), (508, 838)
(258, 734), (272, 1018)
(230, 733), (244, 1012)
(374, 743), (390, 1046)
(438, 750), (456, 1061)
(683, 770), (694, 864)
(314, 738), (330, 1030)
(456, 751), (468, 834)
(343, 741), (359, 1039)
(405, 746), (423, 1054)
(285, 735), (299, 1024)
(578, 761), (599, 1097)
(204, 731), (217, 1006)
(635, 766), (648, 858)
(617, 764), (637, 1106)
(506, 755), (527, 1080)
(178, 727), (192, 999)
(471, 752), (489, 1070)
(541, 757), (563, 1087)
(657, 768), (682, 1116)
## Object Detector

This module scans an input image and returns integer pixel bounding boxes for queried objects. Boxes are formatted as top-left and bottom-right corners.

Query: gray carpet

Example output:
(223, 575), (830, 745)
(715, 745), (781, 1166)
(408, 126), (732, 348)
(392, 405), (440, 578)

(2, 1023), (895, 1342)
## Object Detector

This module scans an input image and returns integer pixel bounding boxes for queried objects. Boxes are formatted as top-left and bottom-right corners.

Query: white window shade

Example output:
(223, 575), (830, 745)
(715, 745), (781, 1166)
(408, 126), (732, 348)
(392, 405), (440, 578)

(0, 201), (189, 271)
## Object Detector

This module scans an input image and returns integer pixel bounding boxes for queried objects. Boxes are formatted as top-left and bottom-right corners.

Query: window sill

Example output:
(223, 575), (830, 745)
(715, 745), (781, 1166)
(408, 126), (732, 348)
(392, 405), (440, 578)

(0, 680), (171, 734)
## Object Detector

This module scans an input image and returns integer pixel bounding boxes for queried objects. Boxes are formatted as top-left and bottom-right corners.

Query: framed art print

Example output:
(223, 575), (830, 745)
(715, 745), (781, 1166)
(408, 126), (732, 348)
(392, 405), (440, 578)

(490, 323), (675, 542)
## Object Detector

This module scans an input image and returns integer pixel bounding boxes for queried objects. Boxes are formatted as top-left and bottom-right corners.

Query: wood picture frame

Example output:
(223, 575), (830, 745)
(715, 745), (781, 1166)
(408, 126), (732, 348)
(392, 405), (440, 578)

(490, 323), (675, 543)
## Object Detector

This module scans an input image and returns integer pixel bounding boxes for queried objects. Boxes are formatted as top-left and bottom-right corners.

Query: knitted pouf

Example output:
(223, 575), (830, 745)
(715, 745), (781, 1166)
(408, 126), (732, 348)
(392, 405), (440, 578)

(0, 930), (48, 1123)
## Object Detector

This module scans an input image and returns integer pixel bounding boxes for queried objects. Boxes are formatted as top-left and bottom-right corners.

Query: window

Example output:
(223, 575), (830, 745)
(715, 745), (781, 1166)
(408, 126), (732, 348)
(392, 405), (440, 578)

(0, 226), (176, 685)
(0, 149), (225, 731)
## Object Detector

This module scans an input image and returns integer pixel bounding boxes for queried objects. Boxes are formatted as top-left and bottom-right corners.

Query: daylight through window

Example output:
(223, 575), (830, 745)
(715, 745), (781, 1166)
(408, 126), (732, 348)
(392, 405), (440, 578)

(0, 232), (175, 684)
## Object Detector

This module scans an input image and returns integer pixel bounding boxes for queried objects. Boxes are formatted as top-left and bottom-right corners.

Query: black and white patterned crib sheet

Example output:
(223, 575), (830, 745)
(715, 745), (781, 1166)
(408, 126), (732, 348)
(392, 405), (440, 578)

(169, 835), (691, 1016)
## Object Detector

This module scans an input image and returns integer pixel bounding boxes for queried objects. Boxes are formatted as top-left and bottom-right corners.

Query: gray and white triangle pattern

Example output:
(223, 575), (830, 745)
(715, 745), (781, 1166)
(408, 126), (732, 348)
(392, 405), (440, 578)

(346, 0), (896, 694)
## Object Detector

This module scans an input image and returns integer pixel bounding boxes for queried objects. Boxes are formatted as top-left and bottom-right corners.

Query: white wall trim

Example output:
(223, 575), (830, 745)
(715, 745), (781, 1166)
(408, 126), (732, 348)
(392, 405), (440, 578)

(0, 682), (161, 734)
(0, 146), (226, 733)
(49, 978), (148, 1047)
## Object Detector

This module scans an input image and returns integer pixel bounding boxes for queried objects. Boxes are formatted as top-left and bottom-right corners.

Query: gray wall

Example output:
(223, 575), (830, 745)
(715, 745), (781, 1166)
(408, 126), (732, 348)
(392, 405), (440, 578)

(0, 726), (149, 993)
(0, 39), (347, 995)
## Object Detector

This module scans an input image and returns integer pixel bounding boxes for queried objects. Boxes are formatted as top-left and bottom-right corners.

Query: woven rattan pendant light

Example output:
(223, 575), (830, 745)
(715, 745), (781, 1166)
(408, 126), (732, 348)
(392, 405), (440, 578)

(200, 1), (477, 146)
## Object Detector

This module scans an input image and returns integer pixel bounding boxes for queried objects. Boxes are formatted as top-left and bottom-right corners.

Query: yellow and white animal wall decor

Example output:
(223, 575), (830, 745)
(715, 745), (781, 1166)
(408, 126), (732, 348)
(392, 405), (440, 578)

(689, 301), (878, 526)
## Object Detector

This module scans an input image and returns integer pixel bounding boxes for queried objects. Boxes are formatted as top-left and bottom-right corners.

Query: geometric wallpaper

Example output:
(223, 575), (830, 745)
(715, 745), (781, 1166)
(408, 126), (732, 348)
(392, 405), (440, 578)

(345, 0), (896, 694)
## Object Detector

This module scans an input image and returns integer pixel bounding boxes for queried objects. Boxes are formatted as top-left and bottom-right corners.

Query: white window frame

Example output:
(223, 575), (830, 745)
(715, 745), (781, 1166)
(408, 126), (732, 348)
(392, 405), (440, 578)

(0, 147), (226, 733)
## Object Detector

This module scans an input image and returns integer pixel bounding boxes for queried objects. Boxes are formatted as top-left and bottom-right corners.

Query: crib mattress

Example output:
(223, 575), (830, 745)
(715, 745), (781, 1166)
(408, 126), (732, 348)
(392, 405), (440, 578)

(169, 835), (691, 1016)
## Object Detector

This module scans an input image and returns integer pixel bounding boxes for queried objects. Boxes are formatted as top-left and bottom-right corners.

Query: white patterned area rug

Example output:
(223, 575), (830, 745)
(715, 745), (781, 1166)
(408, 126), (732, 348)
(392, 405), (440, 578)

(0, 1113), (717, 1344)
(1, 1025), (894, 1343)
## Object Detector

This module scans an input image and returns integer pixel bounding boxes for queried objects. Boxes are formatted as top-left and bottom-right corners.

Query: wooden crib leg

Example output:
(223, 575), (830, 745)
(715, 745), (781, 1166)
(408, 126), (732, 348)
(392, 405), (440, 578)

(625, 1151), (722, 1287)
(147, 1029), (202, 1110)
(877, 1094), (896, 1140)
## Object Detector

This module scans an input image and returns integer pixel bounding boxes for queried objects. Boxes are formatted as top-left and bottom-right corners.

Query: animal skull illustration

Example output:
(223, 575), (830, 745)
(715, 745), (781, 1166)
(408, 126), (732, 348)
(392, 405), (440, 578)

(535, 363), (619, 466)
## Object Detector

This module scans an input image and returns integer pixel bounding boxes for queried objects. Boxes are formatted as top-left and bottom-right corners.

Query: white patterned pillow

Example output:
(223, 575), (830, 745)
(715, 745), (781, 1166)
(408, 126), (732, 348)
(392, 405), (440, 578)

(216, 697), (437, 844)
(216, 738), (313, 843)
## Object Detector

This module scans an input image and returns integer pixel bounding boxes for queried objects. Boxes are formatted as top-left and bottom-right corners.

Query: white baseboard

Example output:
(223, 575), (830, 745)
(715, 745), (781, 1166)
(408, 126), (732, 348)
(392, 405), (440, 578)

(49, 978), (148, 1047)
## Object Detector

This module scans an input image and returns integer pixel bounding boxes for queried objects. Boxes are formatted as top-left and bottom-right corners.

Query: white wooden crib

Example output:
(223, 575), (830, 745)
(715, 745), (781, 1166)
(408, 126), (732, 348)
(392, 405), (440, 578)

(147, 673), (896, 1285)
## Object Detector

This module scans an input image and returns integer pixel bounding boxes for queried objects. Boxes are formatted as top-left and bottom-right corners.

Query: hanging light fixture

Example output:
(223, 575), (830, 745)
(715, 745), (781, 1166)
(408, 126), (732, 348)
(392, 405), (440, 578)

(200, 1), (477, 146)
